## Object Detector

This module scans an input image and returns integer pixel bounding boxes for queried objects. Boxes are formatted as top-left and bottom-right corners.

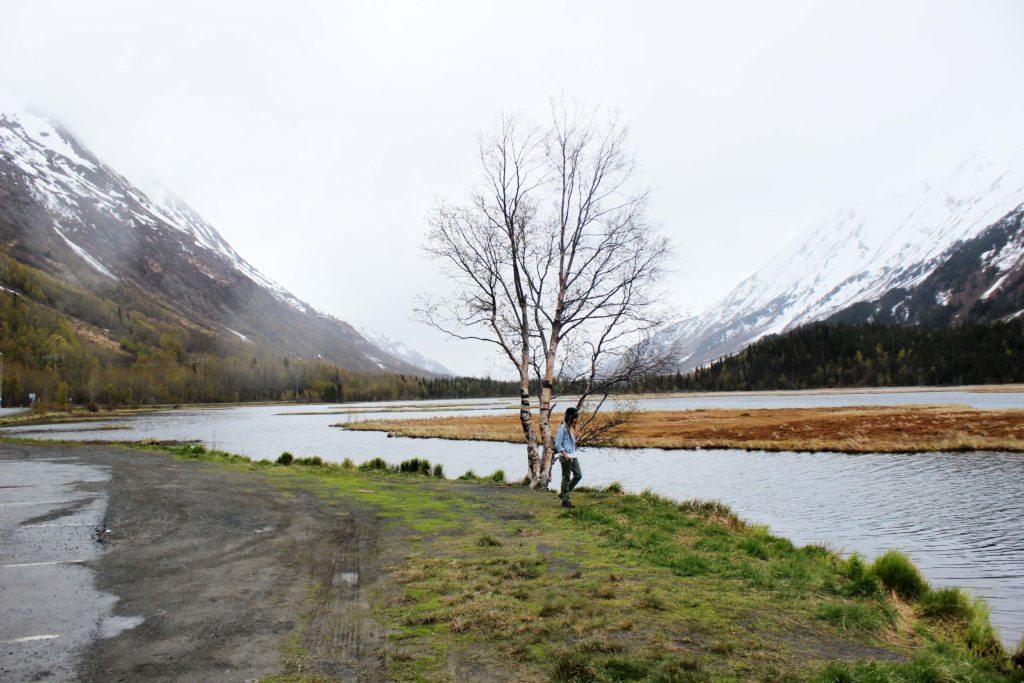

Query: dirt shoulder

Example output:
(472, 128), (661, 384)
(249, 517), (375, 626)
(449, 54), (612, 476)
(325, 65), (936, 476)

(340, 405), (1024, 453)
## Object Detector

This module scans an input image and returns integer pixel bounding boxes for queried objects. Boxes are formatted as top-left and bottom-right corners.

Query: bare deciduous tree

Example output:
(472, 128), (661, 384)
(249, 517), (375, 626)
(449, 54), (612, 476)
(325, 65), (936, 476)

(420, 102), (673, 488)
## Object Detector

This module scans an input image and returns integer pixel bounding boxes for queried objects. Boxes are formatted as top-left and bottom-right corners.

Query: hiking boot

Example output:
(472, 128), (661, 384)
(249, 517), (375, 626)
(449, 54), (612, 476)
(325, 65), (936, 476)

(561, 500), (575, 508)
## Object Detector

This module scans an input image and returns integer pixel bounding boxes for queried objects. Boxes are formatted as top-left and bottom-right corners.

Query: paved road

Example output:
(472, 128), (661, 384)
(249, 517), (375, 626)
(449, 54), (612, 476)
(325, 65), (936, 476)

(0, 443), (386, 682)
(0, 452), (118, 682)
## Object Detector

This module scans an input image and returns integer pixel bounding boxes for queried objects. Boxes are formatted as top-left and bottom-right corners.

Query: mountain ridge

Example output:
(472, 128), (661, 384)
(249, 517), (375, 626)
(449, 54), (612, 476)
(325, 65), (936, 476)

(828, 205), (1024, 326)
(0, 101), (447, 377)
(659, 149), (1024, 370)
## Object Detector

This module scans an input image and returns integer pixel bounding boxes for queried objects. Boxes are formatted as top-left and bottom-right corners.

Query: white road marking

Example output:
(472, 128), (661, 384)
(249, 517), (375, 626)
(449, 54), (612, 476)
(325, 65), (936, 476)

(1, 634), (61, 644)
(1, 560), (87, 568)
(19, 523), (95, 528)
(0, 499), (87, 507)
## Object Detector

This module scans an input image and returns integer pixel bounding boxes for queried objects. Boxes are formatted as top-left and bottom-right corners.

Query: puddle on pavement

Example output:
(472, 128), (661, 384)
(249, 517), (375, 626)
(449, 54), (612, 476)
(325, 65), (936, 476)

(99, 615), (145, 639)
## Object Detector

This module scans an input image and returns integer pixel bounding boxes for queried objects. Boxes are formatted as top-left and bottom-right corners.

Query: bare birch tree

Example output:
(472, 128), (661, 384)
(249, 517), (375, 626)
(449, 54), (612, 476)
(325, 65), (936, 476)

(420, 102), (673, 488)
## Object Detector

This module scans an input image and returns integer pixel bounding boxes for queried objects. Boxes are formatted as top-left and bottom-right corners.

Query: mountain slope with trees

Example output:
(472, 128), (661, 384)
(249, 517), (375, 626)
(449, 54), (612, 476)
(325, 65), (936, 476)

(0, 100), (443, 378)
(0, 251), (515, 407)
(0, 102), (484, 407)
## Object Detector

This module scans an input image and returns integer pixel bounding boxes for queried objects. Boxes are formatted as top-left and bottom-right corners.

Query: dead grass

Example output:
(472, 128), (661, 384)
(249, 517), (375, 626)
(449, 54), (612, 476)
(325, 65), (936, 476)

(338, 405), (1024, 453)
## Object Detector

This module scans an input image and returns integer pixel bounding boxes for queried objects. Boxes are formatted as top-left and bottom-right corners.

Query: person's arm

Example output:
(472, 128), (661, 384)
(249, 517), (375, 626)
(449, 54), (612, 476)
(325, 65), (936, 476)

(554, 424), (566, 455)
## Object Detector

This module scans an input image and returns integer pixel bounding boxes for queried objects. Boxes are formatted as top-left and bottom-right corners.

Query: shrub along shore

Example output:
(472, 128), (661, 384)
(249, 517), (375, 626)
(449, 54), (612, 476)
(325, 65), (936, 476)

(67, 440), (1022, 680)
(339, 405), (1024, 454)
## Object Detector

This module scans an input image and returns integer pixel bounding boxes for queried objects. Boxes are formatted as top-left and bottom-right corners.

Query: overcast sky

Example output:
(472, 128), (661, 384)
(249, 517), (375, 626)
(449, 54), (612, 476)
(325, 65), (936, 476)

(3, 1), (1023, 376)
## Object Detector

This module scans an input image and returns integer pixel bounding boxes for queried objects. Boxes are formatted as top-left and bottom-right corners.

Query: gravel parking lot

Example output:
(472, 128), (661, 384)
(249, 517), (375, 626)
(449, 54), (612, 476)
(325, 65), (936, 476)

(0, 442), (385, 682)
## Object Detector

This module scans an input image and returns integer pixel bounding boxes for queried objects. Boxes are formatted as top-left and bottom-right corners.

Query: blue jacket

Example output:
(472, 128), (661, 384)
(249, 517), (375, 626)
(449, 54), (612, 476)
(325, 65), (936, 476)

(555, 422), (577, 458)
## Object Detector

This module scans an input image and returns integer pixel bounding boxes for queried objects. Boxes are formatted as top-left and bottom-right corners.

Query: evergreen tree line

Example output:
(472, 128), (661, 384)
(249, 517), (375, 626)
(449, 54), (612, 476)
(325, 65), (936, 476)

(628, 321), (1024, 392)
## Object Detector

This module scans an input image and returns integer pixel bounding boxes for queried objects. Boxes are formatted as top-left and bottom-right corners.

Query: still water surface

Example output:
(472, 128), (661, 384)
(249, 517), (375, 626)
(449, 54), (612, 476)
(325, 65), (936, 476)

(5, 387), (1023, 644)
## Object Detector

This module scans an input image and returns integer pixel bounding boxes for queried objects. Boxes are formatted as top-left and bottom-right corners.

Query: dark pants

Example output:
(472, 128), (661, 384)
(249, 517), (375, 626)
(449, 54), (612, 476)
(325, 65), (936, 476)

(559, 456), (582, 501)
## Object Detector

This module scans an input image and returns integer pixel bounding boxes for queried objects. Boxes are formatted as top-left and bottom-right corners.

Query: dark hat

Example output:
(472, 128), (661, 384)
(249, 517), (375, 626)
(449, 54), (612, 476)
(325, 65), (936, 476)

(565, 406), (579, 419)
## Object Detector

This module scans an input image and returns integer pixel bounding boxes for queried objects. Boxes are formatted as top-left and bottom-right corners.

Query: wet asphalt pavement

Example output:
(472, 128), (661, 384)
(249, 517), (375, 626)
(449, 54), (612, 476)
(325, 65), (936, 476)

(0, 450), (135, 681)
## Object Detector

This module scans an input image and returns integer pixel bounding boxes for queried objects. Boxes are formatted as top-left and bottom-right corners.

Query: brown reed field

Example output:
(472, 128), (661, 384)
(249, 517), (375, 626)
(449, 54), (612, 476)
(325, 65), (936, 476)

(339, 405), (1024, 453)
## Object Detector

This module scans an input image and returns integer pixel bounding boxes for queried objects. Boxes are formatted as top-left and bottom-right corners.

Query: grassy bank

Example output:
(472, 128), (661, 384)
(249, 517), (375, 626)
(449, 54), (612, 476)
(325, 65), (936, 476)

(0, 399), (305, 429)
(78, 441), (1019, 681)
(339, 405), (1024, 454)
(0, 404), (166, 428)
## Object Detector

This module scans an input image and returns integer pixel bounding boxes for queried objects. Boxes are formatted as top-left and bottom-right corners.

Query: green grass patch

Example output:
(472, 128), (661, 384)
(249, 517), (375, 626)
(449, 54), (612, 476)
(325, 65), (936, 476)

(920, 586), (972, 620)
(810, 648), (1018, 682)
(816, 602), (890, 632)
(871, 550), (929, 599)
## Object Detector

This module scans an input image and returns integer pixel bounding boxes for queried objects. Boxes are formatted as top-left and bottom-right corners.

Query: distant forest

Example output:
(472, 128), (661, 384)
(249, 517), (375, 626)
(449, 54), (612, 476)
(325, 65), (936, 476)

(0, 254), (517, 409)
(630, 322), (1024, 392)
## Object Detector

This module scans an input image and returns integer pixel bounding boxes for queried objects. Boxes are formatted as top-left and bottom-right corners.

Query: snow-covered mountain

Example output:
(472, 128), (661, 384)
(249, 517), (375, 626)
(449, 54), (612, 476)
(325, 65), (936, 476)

(0, 99), (447, 376)
(356, 326), (455, 376)
(828, 205), (1024, 326)
(661, 150), (1024, 371)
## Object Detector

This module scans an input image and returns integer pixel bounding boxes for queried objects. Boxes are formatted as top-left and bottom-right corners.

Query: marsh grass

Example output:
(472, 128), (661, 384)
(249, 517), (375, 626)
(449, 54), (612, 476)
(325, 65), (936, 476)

(966, 598), (1004, 659)
(398, 457), (431, 475)
(871, 550), (929, 599)
(341, 405), (1024, 453)
(1013, 638), (1024, 669)
(107, 441), (1020, 680)
(920, 587), (972, 619)
(840, 553), (883, 598)
(359, 456), (390, 472)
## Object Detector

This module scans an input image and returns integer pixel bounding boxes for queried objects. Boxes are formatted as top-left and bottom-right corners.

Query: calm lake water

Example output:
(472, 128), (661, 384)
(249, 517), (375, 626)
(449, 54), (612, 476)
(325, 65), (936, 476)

(5, 386), (1023, 645)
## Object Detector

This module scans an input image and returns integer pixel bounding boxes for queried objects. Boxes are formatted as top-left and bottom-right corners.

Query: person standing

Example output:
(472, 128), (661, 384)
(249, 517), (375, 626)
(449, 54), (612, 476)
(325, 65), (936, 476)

(555, 407), (582, 508)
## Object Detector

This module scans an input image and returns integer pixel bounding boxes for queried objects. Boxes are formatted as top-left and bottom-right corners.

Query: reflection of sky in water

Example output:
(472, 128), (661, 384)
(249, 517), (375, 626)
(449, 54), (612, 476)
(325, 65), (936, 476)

(5, 389), (1024, 645)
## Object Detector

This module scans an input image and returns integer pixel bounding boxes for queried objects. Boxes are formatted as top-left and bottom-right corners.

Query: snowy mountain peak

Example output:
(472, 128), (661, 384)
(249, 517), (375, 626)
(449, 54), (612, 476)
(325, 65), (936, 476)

(0, 101), (449, 377)
(356, 326), (455, 376)
(661, 149), (1024, 370)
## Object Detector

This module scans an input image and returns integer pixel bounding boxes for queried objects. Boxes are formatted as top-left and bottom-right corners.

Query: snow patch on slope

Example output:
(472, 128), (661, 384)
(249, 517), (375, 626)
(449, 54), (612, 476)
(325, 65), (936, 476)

(981, 238), (1024, 299)
(226, 328), (252, 343)
(53, 228), (117, 280)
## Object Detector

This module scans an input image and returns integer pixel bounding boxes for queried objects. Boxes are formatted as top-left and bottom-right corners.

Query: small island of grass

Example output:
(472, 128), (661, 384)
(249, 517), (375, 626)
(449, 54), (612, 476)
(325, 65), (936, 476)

(338, 405), (1024, 454)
